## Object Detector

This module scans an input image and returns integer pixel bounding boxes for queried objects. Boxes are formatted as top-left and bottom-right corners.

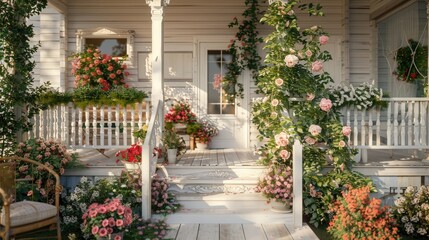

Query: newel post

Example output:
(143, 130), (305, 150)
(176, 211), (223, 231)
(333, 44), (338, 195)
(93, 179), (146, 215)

(146, 0), (169, 104)
(293, 140), (303, 227)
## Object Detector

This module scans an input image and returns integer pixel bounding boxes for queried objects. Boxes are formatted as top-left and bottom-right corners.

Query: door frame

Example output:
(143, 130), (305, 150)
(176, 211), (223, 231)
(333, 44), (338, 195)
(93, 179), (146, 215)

(193, 36), (250, 149)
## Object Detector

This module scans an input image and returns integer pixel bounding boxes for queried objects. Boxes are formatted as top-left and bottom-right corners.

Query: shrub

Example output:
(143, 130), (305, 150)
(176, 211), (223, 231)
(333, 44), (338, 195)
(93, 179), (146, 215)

(327, 186), (399, 240)
(393, 185), (429, 237)
(255, 164), (293, 204)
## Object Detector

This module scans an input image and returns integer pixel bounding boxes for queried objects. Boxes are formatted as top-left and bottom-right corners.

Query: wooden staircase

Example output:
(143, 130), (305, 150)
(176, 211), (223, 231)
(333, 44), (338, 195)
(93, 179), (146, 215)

(156, 149), (294, 224)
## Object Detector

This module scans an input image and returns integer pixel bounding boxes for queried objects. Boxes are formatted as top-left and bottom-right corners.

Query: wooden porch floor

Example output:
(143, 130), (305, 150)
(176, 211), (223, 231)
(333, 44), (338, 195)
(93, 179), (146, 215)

(176, 149), (259, 166)
(164, 223), (318, 240)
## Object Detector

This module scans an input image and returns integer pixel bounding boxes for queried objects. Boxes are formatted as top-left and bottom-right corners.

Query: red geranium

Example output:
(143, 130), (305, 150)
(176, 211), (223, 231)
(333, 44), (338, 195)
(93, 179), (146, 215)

(164, 101), (197, 124)
(115, 143), (142, 163)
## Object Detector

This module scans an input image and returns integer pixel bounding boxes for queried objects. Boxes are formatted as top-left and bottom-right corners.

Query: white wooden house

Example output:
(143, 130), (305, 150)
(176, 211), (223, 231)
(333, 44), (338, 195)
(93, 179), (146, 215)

(26, 0), (429, 232)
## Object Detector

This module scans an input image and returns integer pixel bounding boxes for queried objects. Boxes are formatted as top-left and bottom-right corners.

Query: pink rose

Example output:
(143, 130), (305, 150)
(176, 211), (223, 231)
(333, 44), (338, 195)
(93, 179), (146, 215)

(98, 206), (107, 214)
(308, 124), (322, 136)
(275, 132), (289, 147)
(27, 190), (33, 196)
(114, 235), (122, 240)
(342, 126), (352, 136)
(279, 150), (291, 160)
(319, 35), (329, 45)
(284, 54), (299, 67)
(275, 78), (284, 86)
(338, 141), (346, 148)
(305, 137), (317, 145)
(91, 226), (99, 235)
(319, 98), (332, 112)
(305, 50), (312, 57)
(108, 218), (116, 227)
(312, 61), (323, 72)
(306, 93), (315, 101)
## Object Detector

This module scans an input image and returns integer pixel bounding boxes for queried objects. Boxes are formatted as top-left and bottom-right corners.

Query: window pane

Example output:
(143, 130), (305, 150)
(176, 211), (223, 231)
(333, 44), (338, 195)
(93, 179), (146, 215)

(207, 50), (235, 115)
(85, 38), (127, 57)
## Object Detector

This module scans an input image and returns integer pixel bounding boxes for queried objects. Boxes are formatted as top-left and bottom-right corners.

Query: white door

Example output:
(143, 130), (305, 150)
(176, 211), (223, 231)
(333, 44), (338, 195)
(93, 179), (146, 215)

(196, 41), (249, 149)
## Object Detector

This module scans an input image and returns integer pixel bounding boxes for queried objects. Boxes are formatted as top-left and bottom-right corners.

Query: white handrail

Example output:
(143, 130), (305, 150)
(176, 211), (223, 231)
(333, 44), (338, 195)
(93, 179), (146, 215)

(141, 99), (163, 219)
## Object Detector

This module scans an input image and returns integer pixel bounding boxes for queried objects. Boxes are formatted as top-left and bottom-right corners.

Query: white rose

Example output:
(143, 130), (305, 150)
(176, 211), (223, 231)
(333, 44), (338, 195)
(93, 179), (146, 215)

(284, 54), (299, 68)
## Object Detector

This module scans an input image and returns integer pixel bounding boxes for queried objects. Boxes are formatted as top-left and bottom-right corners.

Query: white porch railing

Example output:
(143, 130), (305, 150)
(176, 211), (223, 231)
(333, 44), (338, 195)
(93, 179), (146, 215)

(340, 98), (429, 162)
(141, 99), (163, 219)
(28, 99), (151, 149)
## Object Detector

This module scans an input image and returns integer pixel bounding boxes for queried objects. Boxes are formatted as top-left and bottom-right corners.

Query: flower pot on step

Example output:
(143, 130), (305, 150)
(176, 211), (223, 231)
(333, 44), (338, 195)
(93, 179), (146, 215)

(167, 149), (178, 163)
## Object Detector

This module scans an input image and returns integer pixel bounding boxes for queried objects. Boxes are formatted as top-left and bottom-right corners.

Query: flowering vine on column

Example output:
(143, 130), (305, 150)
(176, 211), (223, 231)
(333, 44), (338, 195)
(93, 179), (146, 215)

(252, 0), (376, 226)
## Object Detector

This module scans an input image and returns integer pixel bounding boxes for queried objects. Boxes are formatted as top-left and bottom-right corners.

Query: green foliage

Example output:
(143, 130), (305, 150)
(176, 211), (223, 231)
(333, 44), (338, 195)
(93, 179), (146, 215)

(0, 0), (48, 156)
(222, 0), (263, 101)
(37, 85), (148, 109)
(61, 173), (179, 239)
(252, 0), (374, 226)
(162, 130), (186, 156)
(394, 39), (428, 82)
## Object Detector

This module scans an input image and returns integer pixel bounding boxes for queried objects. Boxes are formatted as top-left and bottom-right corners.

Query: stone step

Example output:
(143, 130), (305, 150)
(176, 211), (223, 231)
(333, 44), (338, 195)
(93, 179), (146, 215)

(173, 192), (267, 209)
(154, 207), (293, 224)
(160, 165), (266, 179)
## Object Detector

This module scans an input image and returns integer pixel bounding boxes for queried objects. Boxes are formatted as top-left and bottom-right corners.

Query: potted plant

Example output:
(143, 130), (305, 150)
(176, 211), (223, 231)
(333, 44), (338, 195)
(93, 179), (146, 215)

(164, 100), (197, 133)
(81, 198), (133, 240)
(186, 122), (201, 150)
(162, 130), (186, 164)
(194, 119), (219, 150)
(255, 164), (293, 213)
(115, 143), (142, 172)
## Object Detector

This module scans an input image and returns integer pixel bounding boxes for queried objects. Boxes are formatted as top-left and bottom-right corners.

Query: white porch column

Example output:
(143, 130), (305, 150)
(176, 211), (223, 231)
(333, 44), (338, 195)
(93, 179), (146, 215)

(146, 0), (169, 104)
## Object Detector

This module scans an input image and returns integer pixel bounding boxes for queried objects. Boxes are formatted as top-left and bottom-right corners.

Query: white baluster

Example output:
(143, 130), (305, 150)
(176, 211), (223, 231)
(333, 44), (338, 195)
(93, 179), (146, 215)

(108, 107), (112, 147)
(421, 101), (427, 146)
(100, 106), (105, 147)
(407, 101), (413, 146)
(64, 104), (70, 147)
(131, 105), (136, 144)
(361, 109), (366, 147)
(413, 100), (420, 147)
(145, 100), (150, 125)
(393, 102), (399, 146)
(138, 102), (143, 131)
(122, 105), (128, 146)
(85, 107), (90, 147)
(71, 105), (76, 147)
(93, 106), (97, 147)
(347, 108), (351, 145)
(400, 102), (406, 146)
(115, 105), (120, 146)
(376, 107), (381, 146)
(78, 107), (83, 147)
(353, 108), (358, 146)
(368, 109), (373, 146)
(387, 101), (392, 146)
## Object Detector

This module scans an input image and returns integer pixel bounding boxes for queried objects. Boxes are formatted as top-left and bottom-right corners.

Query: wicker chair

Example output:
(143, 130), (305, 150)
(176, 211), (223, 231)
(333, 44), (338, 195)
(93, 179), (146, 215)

(0, 156), (62, 240)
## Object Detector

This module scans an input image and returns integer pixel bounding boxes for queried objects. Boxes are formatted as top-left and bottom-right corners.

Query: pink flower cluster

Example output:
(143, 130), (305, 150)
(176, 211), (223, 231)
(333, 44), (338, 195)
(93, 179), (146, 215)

(82, 198), (133, 239)
(275, 132), (289, 147)
(213, 74), (223, 90)
(71, 47), (129, 91)
(255, 165), (293, 203)
(164, 101), (197, 124)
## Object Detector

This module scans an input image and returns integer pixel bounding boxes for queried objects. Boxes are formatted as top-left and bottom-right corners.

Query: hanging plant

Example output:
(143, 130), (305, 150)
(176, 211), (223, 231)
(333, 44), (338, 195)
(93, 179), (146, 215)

(394, 39), (428, 82)
(221, 0), (263, 101)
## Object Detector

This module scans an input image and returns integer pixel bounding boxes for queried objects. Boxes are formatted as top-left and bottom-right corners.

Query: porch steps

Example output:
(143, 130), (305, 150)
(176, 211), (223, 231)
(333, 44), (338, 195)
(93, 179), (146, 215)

(157, 165), (294, 224)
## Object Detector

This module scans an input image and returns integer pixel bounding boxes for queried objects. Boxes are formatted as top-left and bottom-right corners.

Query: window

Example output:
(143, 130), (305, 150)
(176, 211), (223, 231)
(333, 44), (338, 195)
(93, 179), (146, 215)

(85, 38), (127, 57)
(207, 50), (234, 115)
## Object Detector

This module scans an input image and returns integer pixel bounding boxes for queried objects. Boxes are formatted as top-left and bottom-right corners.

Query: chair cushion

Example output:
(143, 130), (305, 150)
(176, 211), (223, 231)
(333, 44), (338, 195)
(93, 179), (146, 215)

(1, 200), (57, 227)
